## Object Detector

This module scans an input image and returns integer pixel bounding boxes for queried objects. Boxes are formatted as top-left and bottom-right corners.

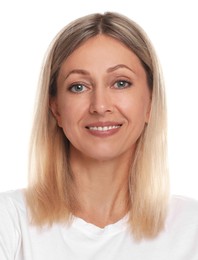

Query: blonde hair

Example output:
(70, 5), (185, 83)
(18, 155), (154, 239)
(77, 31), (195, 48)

(26, 12), (169, 240)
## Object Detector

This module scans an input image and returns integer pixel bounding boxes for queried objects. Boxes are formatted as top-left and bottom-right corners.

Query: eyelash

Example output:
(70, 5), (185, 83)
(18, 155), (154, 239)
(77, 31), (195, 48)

(68, 79), (132, 93)
(113, 80), (132, 89)
(68, 83), (88, 93)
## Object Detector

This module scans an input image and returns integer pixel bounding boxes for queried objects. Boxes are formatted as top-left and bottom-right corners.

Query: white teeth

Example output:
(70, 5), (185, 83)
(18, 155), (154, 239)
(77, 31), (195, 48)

(88, 125), (121, 131)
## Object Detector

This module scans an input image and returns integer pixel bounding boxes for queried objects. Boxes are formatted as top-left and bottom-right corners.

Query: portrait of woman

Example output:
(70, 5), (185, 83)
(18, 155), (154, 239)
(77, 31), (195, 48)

(0, 11), (198, 259)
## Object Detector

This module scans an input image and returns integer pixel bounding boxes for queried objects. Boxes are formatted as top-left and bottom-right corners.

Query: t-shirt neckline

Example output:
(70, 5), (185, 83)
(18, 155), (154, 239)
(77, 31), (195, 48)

(72, 214), (129, 237)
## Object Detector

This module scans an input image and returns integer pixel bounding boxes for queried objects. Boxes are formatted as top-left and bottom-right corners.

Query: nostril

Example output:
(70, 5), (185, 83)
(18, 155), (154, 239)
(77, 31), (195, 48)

(88, 89), (114, 115)
(89, 106), (113, 115)
(89, 102), (114, 115)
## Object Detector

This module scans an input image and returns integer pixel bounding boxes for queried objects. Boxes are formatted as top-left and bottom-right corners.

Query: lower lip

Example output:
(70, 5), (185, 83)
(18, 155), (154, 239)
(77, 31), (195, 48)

(86, 126), (122, 137)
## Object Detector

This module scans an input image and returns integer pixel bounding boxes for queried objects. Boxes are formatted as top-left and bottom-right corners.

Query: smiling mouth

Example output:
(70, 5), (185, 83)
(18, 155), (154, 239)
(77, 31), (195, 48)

(86, 125), (122, 131)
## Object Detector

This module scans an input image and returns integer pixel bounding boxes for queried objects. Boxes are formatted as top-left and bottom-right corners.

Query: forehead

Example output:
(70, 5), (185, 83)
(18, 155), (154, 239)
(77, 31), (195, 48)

(59, 35), (145, 76)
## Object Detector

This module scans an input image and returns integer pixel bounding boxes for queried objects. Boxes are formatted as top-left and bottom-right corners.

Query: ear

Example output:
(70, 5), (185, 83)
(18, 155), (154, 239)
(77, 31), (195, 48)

(49, 98), (62, 127)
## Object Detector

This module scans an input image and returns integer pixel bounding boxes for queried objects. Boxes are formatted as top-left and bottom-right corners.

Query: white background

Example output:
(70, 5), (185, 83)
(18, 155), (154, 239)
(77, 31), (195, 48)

(0, 0), (197, 199)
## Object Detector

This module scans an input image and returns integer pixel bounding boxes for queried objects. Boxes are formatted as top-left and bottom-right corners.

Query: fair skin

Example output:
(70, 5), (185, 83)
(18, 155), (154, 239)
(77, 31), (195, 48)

(51, 35), (151, 227)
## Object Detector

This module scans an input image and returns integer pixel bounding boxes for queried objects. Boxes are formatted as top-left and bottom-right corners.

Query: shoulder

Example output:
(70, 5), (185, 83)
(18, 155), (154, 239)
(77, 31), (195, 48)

(0, 189), (26, 229)
(170, 195), (198, 217)
(166, 195), (198, 231)
(0, 189), (27, 233)
(0, 189), (26, 212)
(0, 190), (26, 258)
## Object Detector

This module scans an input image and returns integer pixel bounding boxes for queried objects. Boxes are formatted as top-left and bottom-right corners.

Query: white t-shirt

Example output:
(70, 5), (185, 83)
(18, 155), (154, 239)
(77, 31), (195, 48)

(0, 190), (198, 260)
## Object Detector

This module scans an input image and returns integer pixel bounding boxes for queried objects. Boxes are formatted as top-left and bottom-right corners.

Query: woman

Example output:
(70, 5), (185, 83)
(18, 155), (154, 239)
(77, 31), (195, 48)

(0, 12), (198, 259)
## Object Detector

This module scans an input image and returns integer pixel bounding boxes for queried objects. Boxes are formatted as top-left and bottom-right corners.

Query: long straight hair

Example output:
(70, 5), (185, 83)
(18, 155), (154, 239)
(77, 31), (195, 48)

(26, 12), (169, 240)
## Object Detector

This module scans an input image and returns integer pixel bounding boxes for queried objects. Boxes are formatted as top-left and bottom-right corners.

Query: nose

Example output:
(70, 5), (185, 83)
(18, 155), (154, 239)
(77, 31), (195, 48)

(89, 87), (113, 115)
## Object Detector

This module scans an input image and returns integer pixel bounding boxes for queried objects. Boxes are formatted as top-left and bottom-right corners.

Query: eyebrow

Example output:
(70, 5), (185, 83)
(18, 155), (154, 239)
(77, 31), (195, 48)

(107, 64), (136, 74)
(64, 69), (90, 80)
(64, 64), (136, 80)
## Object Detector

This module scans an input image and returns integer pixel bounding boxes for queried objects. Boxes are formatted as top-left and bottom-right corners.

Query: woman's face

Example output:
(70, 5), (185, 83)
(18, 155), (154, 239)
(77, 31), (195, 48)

(51, 35), (151, 161)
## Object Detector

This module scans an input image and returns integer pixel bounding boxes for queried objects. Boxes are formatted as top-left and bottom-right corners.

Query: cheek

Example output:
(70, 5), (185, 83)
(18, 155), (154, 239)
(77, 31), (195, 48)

(118, 94), (149, 123)
(57, 97), (86, 132)
(56, 98), (72, 128)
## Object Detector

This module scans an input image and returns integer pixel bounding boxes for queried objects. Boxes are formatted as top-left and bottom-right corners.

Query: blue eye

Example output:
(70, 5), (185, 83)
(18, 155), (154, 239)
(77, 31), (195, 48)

(69, 84), (87, 93)
(114, 80), (131, 89)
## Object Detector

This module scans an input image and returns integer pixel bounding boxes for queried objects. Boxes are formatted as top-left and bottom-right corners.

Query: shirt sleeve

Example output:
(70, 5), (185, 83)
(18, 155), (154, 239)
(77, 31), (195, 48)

(0, 193), (21, 260)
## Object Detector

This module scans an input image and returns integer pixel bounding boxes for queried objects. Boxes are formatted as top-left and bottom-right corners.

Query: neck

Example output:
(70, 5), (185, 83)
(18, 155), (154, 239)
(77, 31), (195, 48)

(69, 147), (133, 227)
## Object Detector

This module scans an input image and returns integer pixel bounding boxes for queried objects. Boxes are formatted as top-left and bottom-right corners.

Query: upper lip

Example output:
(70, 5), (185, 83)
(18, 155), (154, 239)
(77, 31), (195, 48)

(85, 121), (123, 128)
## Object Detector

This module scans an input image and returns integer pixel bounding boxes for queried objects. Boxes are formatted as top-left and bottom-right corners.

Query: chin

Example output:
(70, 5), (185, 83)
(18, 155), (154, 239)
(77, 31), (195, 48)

(85, 151), (125, 162)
